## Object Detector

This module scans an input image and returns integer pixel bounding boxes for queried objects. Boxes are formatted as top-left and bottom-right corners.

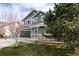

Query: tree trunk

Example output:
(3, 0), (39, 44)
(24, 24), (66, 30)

(13, 32), (18, 47)
(15, 32), (20, 47)
(15, 37), (18, 47)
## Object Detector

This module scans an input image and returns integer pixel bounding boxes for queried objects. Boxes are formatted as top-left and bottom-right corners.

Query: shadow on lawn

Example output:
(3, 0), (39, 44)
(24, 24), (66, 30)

(0, 43), (75, 56)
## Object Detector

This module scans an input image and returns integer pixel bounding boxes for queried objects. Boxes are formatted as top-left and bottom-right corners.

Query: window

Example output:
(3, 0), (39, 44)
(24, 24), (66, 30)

(28, 20), (31, 25)
(27, 17), (33, 25)
(37, 15), (41, 22)
(41, 16), (44, 21)
(35, 17), (38, 22)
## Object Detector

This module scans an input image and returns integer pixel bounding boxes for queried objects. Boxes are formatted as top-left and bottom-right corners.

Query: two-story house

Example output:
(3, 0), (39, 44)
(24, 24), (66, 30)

(20, 10), (46, 39)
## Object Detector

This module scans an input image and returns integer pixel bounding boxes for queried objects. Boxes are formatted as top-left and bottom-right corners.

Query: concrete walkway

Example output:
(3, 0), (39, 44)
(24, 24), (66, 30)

(0, 38), (37, 49)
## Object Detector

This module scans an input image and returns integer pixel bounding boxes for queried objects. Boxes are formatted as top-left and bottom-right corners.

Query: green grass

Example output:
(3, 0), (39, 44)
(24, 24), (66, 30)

(0, 42), (74, 56)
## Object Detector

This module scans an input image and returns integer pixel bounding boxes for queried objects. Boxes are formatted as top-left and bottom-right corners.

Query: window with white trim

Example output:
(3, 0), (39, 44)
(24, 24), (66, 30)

(41, 16), (45, 21)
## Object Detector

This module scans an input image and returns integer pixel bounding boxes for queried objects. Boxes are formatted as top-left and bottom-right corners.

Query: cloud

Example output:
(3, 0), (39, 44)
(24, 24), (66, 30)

(0, 3), (13, 8)
(0, 3), (54, 21)
(12, 3), (54, 12)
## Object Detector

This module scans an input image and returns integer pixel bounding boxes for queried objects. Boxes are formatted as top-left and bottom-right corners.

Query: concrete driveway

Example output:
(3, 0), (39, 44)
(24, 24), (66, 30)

(0, 39), (15, 48)
(0, 38), (37, 49)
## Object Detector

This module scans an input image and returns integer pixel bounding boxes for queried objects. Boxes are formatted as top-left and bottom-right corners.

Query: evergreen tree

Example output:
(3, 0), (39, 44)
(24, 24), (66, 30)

(44, 3), (79, 49)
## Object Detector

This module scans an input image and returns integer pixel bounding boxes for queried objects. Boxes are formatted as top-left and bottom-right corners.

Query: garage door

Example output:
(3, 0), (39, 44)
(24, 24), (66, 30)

(20, 31), (31, 38)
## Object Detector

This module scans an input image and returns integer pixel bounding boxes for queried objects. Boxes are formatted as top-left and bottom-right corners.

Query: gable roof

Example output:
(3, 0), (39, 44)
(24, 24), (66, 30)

(22, 10), (45, 21)
(22, 10), (37, 21)
(33, 11), (45, 17)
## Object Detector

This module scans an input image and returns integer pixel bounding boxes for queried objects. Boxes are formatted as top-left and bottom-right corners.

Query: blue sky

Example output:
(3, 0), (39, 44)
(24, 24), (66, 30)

(0, 3), (54, 21)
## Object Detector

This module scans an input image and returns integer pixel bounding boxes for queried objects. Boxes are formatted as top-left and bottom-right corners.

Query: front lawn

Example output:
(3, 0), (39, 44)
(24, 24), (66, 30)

(0, 42), (75, 56)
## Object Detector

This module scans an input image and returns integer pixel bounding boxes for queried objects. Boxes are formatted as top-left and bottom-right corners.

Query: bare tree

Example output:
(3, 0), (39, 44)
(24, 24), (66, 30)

(9, 21), (24, 47)
(15, 22), (22, 46)
(0, 7), (24, 47)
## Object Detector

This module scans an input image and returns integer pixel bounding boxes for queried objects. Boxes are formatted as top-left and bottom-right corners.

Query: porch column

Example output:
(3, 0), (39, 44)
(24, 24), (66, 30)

(37, 27), (39, 39)
(31, 28), (32, 38)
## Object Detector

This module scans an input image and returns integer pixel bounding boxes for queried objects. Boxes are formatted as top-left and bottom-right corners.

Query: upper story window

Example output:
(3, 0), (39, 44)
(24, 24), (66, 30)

(36, 13), (44, 22)
(32, 15), (44, 24)
(27, 17), (32, 25)
(35, 17), (38, 22)
(41, 16), (45, 21)
(24, 17), (32, 26)
(28, 20), (31, 25)
(37, 15), (41, 22)
(24, 13), (45, 25)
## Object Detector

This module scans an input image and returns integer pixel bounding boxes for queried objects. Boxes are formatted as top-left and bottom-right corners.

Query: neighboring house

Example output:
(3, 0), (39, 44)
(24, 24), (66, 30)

(0, 21), (21, 38)
(0, 22), (5, 36)
(20, 10), (47, 38)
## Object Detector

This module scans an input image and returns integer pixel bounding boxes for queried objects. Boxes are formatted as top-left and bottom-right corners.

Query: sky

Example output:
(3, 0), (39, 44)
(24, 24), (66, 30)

(0, 3), (54, 22)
